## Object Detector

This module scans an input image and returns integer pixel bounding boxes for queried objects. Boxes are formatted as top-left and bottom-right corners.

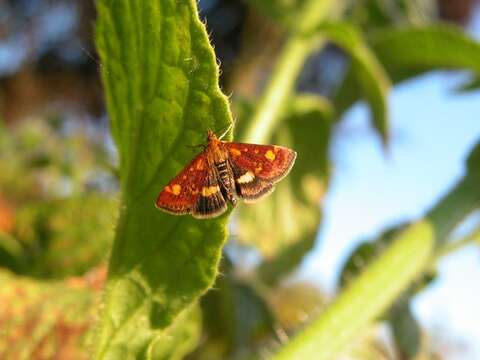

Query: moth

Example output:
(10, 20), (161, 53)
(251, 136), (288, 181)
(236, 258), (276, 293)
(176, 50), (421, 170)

(156, 129), (296, 219)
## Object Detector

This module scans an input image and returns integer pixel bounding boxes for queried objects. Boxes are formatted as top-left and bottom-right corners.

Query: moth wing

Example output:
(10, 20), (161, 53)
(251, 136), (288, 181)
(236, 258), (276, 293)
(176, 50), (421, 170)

(191, 167), (228, 219)
(225, 142), (296, 202)
(156, 152), (228, 219)
(156, 153), (208, 216)
(226, 142), (296, 182)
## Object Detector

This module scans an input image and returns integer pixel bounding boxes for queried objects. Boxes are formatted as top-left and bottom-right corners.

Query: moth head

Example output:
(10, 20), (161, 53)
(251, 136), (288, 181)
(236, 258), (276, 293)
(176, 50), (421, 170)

(207, 129), (217, 142)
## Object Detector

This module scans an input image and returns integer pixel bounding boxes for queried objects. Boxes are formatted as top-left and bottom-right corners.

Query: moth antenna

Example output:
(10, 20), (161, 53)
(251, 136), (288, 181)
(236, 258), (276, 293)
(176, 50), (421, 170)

(218, 122), (233, 140)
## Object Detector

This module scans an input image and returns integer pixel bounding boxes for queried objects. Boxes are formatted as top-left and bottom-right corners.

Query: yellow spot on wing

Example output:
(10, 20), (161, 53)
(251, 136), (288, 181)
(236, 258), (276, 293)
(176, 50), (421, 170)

(230, 148), (241, 157)
(202, 185), (220, 196)
(172, 184), (182, 195)
(196, 158), (204, 170)
(237, 171), (255, 184)
(265, 150), (275, 161)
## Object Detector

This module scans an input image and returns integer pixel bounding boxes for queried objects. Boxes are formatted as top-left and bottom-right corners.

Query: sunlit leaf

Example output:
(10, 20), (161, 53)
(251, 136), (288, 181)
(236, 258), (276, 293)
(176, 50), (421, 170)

(94, 0), (233, 357)
(148, 305), (202, 360)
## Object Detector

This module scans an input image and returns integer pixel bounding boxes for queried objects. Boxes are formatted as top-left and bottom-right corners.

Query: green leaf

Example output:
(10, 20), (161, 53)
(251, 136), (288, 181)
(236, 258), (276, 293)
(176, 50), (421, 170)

(315, 22), (391, 143)
(336, 25), (480, 117)
(370, 25), (480, 82)
(94, 0), (233, 358)
(426, 177), (480, 249)
(199, 258), (275, 358)
(456, 76), (480, 92)
(237, 95), (332, 284)
(148, 305), (201, 360)
(466, 140), (480, 178)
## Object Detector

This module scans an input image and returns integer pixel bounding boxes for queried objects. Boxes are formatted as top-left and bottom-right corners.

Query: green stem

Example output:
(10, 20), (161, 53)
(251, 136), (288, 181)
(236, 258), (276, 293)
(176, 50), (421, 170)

(242, 0), (339, 143)
(274, 222), (435, 360)
(426, 174), (480, 248)
(434, 227), (480, 260)
(274, 172), (480, 359)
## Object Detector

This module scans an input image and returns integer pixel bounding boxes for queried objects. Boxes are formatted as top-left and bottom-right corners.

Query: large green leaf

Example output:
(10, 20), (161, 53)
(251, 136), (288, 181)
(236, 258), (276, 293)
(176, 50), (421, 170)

(335, 25), (480, 116)
(94, 0), (233, 357)
(315, 22), (391, 143)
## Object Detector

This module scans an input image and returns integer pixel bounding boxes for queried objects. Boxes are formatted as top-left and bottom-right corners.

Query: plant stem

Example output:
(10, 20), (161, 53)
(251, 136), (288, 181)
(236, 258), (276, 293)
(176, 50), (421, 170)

(273, 221), (434, 360)
(434, 227), (480, 260)
(426, 174), (480, 248)
(242, 0), (339, 143)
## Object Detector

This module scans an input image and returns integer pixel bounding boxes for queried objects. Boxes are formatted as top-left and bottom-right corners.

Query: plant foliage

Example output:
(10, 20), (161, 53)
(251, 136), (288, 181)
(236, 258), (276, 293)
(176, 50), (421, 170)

(94, 0), (233, 357)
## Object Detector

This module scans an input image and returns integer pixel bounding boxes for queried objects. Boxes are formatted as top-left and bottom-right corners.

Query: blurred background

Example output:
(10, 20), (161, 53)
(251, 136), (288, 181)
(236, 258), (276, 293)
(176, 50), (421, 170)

(0, 0), (480, 359)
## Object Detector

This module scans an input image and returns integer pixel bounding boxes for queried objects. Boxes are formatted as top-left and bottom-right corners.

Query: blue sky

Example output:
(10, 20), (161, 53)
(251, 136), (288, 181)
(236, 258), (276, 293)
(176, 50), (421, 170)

(301, 13), (480, 359)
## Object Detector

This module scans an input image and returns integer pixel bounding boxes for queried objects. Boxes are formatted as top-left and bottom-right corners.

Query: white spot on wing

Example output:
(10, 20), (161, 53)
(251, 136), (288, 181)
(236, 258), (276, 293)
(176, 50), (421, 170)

(237, 171), (255, 184)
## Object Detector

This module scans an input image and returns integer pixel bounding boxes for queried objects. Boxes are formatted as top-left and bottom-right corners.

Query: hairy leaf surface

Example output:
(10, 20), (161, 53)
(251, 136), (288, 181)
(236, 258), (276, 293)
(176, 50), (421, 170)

(95, 0), (233, 357)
